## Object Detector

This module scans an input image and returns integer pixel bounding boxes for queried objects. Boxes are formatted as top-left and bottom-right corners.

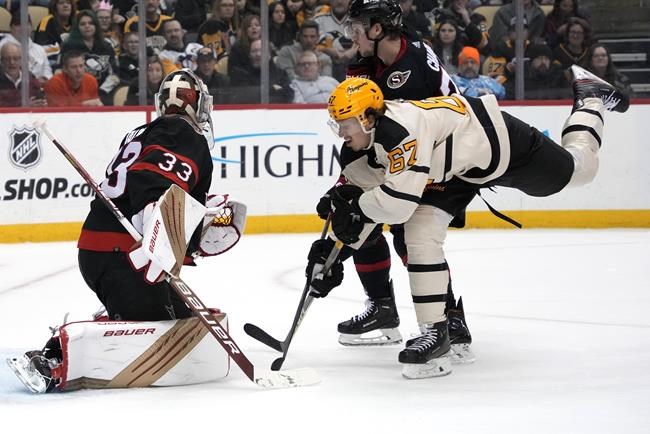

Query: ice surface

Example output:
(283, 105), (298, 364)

(1, 229), (649, 433)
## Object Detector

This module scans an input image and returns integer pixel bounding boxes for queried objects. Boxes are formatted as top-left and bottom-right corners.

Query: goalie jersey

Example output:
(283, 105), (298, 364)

(343, 94), (511, 225)
(78, 116), (213, 252)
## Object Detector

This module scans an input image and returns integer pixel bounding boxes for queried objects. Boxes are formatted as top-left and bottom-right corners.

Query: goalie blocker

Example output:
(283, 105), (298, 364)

(7, 312), (231, 393)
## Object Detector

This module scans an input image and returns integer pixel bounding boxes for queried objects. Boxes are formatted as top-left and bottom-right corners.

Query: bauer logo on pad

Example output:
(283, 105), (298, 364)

(9, 126), (42, 170)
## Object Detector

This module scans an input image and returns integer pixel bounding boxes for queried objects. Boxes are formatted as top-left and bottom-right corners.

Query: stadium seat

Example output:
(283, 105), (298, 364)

(113, 85), (129, 106)
(28, 6), (49, 28)
(0, 7), (12, 33)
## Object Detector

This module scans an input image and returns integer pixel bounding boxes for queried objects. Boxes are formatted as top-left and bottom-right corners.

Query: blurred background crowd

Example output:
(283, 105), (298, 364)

(0, 0), (648, 107)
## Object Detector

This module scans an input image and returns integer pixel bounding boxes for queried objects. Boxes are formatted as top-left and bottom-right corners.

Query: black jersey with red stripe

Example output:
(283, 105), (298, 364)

(346, 35), (457, 103)
(342, 35), (457, 168)
(78, 116), (213, 252)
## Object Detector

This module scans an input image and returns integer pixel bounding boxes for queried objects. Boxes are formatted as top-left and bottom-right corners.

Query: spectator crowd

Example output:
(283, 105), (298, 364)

(0, 0), (634, 107)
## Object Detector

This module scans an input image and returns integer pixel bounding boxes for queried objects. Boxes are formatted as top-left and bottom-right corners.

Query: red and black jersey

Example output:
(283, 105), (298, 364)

(342, 35), (457, 168)
(346, 35), (457, 102)
(78, 116), (213, 252)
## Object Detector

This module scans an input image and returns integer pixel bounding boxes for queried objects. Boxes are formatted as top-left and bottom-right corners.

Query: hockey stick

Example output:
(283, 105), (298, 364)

(244, 217), (343, 371)
(34, 120), (319, 389)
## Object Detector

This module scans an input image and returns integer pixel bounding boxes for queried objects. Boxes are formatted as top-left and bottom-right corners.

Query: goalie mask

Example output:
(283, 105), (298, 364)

(155, 68), (213, 129)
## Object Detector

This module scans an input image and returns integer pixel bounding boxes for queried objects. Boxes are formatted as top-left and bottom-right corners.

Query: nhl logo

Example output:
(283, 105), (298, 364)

(9, 126), (42, 170)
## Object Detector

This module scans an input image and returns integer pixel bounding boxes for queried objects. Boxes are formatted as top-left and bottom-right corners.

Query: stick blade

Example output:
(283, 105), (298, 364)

(243, 323), (283, 352)
(254, 367), (320, 389)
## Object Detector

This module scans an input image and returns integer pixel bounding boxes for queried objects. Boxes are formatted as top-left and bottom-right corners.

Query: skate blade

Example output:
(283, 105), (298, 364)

(450, 343), (475, 365)
(338, 328), (402, 347)
(401, 353), (452, 379)
(6, 356), (49, 394)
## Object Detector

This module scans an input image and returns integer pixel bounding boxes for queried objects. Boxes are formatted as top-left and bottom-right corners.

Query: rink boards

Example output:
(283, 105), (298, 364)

(0, 102), (648, 242)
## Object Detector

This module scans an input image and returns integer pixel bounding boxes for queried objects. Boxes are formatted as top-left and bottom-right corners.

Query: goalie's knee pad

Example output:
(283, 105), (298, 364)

(55, 313), (230, 391)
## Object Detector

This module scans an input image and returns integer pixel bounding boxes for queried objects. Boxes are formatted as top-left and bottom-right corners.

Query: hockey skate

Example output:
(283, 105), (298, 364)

(571, 65), (629, 113)
(338, 284), (402, 346)
(447, 297), (475, 364)
(7, 350), (60, 393)
(399, 320), (452, 379)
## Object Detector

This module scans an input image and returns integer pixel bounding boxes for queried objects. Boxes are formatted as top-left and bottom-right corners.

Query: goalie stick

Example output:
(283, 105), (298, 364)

(34, 120), (319, 389)
(244, 217), (343, 371)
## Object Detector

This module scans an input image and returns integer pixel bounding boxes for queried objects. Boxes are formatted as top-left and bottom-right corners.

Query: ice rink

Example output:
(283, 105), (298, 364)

(1, 229), (649, 433)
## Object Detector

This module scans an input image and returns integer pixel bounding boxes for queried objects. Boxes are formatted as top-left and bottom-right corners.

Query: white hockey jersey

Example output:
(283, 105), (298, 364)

(342, 94), (510, 225)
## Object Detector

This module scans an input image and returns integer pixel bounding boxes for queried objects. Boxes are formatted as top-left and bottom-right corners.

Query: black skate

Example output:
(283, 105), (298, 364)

(399, 320), (452, 379)
(338, 285), (402, 346)
(571, 65), (629, 113)
(447, 297), (475, 364)
(6, 350), (60, 393)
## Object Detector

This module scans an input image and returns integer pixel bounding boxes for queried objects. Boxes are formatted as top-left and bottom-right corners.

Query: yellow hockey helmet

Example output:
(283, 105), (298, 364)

(327, 77), (384, 131)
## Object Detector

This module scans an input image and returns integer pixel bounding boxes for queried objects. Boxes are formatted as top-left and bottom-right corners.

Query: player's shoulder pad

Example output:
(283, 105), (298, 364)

(373, 115), (411, 153)
(146, 116), (209, 150)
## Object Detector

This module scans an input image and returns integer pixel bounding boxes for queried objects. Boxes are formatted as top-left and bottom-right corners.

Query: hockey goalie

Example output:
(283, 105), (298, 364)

(7, 69), (247, 393)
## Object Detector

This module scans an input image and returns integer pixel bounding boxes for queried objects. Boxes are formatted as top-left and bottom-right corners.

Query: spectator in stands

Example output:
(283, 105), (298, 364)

(96, 0), (122, 56)
(228, 14), (261, 76)
(269, 1), (296, 56)
(194, 46), (231, 104)
(112, 0), (137, 19)
(0, 42), (47, 107)
(552, 17), (590, 71)
(544, 0), (589, 48)
(452, 46), (505, 99)
(470, 12), (491, 54)
(125, 55), (163, 105)
(437, 0), (483, 47)
(482, 16), (530, 84)
(61, 9), (120, 103)
(78, 0), (100, 11)
(117, 32), (140, 83)
(34, 0), (77, 48)
(289, 50), (338, 103)
(230, 39), (294, 103)
(287, 0), (327, 29)
(43, 50), (103, 106)
(400, 0), (433, 42)
(198, 0), (238, 59)
(158, 19), (203, 75)
(174, 0), (208, 34)
(0, 12), (53, 85)
(489, 0), (546, 46)
(314, 0), (357, 82)
(123, 0), (173, 54)
(586, 43), (631, 96)
(504, 42), (569, 99)
(276, 20), (333, 81)
(432, 19), (464, 74)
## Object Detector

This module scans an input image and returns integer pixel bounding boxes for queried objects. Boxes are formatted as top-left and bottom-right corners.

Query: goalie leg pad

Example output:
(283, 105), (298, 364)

(56, 313), (230, 391)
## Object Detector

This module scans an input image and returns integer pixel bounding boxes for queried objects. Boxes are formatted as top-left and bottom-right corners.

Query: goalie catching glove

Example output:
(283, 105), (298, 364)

(196, 194), (247, 257)
(305, 238), (344, 298)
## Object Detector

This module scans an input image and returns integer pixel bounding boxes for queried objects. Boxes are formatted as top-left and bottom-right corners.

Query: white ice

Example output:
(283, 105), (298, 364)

(1, 229), (649, 433)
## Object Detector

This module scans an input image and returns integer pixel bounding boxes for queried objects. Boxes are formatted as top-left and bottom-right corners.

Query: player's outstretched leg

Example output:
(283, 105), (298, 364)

(338, 280), (403, 346)
(399, 320), (452, 379)
(571, 65), (629, 113)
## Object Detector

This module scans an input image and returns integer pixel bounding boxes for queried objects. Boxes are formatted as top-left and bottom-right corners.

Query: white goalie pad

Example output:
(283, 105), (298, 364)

(56, 313), (230, 391)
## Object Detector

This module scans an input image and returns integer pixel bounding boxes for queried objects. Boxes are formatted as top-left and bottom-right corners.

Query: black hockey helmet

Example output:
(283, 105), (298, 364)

(347, 0), (402, 32)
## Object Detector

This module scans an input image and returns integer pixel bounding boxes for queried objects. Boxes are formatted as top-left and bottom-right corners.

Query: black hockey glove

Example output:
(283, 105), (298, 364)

(305, 238), (344, 298)
(316, 187), (334, 220)
(331, 185), (371, 244)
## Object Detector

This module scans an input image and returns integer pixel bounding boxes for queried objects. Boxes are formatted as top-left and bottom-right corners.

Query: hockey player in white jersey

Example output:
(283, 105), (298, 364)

(313, 65), (628, 379)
